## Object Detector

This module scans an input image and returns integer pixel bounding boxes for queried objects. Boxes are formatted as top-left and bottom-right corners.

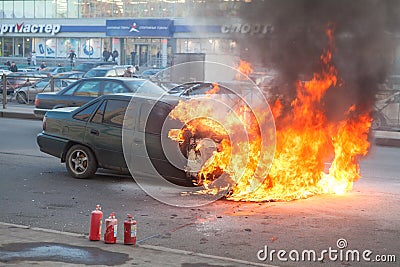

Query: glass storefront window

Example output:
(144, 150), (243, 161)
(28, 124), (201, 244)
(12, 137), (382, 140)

(3, 38), (13, 57)
(80, 38), (101, 58)
(24, 38), (32, 58)
(14, 38), (23, 57)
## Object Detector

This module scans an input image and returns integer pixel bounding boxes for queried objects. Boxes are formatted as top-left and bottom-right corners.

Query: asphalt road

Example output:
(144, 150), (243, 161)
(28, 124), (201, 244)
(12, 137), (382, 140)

(0, 118), (399, 266)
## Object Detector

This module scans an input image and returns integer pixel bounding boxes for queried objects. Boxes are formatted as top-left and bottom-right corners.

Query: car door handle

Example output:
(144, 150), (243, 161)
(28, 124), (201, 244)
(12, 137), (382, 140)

(90, 129), (99, 136)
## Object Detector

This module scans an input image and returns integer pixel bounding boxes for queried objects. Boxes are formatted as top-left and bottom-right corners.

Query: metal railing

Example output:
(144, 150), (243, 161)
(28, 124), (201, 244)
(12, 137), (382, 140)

(1, 74), (80, 108)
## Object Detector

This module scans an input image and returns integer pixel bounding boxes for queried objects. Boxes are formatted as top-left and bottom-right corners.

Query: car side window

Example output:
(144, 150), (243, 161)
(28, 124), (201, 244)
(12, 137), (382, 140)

(106, 70), (116, 77)
(139, 102), (172, 134)
(102, 100), (128, 127)
(91, 100), (106, 124)
(73, 81), (101, 97)
(72, 101), (99, 122)
(62, 82), (81, 95)
(188, 84), (214, 95)
(103, 81), (130, 95)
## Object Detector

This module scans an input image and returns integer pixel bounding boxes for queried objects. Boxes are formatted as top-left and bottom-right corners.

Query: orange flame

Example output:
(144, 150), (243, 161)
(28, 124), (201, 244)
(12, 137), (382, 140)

(236, 60), (254, 80)
(169, 25), (371, 201)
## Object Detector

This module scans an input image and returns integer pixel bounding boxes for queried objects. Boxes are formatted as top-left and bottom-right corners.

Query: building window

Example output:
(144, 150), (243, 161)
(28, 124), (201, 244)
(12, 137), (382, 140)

(56, 0), (68, 18)
(24, 1), (35, 18)
(3, 38), (13, 57)
(4, 1), (14, 18)
(68, 0), (80, 18)
(35, 0), (46, 18)
(45, 0), (55, 18)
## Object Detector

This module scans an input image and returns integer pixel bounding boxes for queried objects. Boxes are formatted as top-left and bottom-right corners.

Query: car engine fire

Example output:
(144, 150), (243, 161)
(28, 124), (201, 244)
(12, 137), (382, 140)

(168, 26), (371, 202)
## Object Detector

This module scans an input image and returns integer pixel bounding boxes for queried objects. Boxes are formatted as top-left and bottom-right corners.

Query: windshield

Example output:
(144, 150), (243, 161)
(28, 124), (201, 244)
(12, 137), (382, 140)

(35, 78), (51, 87)
(84, 69), (107, 78)
(41, 68), (56, 72)
(74, 64), (93, 72)
(126, 80), (167, 95)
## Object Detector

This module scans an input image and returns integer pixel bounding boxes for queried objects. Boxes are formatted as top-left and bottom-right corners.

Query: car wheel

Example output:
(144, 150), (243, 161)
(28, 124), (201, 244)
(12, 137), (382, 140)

(65, 145), (97, 178)
(16, 91), (27, 104)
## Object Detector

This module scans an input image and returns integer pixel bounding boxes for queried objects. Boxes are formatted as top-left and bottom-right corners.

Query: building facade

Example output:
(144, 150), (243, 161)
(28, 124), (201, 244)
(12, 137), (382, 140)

(0, 0), (252, 67)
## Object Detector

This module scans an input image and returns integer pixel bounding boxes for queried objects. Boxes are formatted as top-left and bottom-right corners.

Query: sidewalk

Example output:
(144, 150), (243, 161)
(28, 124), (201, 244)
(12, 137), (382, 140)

(2, 102), (400, 147)
(0, 102), (38, 120)
(0, 222), (270, 267)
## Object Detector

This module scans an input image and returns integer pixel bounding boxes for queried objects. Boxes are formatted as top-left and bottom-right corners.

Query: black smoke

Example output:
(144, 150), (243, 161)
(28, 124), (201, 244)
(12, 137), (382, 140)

(233, 0), (398, 120)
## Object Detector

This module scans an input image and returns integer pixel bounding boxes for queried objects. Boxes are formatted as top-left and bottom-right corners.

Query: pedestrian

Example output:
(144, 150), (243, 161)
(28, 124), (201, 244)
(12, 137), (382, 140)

(112, 49), (119, 63)
(68, 50), (77, 67)
(31, 50), (37, 66)
(123, 66), (133, 77)
(9, 61), (18, 72)
(40, 61), (47, 70)
(103, 48), (110, 62)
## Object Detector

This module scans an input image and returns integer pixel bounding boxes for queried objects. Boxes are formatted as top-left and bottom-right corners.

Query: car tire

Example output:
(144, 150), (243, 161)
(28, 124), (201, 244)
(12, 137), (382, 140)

(66, 144), (97, 179)
(16, 91), (28, 104)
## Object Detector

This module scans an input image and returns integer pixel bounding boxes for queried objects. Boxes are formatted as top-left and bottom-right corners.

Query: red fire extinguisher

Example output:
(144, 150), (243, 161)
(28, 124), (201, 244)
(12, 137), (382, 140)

(89, 204), (103, 241)
(104, 212), (118, 244)
(124, 214), (137, 245)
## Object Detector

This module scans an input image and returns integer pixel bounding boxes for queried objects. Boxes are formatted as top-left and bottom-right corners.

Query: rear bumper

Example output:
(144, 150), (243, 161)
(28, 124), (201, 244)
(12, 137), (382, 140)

(37, 133), (68, 160)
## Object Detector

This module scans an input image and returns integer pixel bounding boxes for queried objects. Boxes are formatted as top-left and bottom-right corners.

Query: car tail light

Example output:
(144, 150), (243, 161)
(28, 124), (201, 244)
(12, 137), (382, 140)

(34, 98), (39, 107)
(42, 116), (47, 131)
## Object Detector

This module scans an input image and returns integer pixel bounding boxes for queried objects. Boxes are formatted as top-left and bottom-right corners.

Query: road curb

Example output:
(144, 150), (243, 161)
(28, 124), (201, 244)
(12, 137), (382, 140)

(0, 110), (40, 120)
(0, 222), (275, 267)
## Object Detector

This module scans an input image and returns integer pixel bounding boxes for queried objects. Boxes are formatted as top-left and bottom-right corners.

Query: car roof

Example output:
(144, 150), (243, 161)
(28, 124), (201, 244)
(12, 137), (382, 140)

(80, 77), (148, 82)
(92, 66), (125, 70)
(55, 71), (84, 75)
(97, 92), (182, 106)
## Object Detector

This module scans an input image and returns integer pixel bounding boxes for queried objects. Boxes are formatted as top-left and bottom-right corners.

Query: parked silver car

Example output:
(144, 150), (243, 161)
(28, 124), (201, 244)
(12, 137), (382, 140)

(15, 77), (71, 103)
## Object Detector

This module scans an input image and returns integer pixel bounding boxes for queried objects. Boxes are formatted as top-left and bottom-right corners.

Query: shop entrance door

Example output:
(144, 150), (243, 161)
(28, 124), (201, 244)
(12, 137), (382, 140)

(134, 44), (149, 67)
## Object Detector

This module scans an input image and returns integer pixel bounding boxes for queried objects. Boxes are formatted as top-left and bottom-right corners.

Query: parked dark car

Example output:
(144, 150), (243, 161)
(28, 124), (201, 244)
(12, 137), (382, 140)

(168, 82), (231, 96)
(36, 94), (189, 185)
(34, 77), (167, 117)
(140, 68), (164, 79)
(73, 62), (117, 73)
(83, 66), (126, 78)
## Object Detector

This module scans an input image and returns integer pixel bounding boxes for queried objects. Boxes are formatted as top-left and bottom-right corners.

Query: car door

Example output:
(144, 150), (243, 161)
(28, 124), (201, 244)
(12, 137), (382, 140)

(130, 100), (187, 182)
(84, 98), (129, 170)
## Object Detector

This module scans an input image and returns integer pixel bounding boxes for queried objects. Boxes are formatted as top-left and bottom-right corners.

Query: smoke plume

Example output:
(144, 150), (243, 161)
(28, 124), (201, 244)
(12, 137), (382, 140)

(233, 0), (397, 120)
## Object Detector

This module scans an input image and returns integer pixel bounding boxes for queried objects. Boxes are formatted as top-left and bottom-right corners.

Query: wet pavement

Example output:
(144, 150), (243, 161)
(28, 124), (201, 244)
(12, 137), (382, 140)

(0, 222), (271, 267)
